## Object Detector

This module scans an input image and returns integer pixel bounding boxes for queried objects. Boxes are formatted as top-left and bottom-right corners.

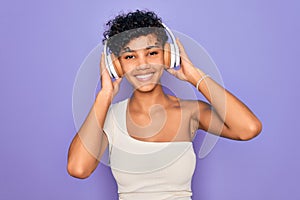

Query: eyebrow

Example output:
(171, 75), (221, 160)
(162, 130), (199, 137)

(121, 44), (162, 54)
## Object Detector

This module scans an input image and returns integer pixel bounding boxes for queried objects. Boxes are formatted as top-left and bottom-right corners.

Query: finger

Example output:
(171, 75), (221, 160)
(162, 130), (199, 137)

(100, 54), (114, 92)
(100, 53), (111, 79)
(176, 38), (192, 64)
(102, 67), (110, 78)
(113, 77), (123, 87)
(112, 77), (123, 96)
(100, 53), (105, 75)
(176, 38), (187, 56)
(166, 68), (177, 76)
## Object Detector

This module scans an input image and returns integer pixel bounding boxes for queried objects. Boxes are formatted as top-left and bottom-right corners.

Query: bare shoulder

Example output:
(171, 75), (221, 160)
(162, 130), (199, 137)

(176, 98), (212, 121)
(166, 95), (211, 117)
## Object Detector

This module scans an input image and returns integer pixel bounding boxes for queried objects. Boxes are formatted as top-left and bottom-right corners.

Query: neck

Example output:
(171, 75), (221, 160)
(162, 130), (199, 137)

(129, 84), (170, 112)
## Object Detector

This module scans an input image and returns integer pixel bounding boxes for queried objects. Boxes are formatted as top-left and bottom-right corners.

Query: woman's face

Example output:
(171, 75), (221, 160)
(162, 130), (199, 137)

(118, 34), (165, 92)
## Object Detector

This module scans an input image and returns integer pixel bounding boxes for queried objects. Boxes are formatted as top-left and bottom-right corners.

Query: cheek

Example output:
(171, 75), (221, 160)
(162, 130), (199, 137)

(152, 53), (164, 64)
(119, 61), (135, 75)
(154, 56), (165, 70)
(157, 66), (164, 77)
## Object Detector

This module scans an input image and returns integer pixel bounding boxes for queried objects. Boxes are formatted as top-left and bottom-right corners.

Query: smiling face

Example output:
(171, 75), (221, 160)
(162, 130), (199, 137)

(118, 34), (165, 92)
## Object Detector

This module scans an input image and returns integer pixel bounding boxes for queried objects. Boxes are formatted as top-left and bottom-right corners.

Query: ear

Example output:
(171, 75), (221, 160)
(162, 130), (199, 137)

(111, 53), (123, 77)
(163, 43), (171, 68)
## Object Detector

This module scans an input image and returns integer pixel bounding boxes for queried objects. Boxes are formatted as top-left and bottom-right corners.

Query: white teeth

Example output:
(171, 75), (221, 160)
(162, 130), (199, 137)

(135, 73), (153, 79)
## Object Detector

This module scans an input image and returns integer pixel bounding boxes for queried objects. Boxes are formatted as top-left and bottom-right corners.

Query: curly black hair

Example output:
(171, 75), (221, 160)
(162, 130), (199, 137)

(103, 10), (168, 56)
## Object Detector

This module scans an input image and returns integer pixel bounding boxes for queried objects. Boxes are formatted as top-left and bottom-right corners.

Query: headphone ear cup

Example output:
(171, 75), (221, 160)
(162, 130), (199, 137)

(110, 54), (123, 78)
(163, 43), (171, 68)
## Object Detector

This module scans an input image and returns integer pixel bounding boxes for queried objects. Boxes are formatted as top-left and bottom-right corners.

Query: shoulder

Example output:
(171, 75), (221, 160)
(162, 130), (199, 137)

(177, 98), (212, 119)
(177, 98), (209, 109)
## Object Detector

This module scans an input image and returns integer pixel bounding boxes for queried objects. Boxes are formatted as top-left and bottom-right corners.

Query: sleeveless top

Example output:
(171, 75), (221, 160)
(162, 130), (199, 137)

(103, 98), (196, 200)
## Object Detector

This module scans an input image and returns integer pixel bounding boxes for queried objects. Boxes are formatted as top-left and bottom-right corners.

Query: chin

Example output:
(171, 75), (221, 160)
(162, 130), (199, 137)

(133, 83), (158, 93)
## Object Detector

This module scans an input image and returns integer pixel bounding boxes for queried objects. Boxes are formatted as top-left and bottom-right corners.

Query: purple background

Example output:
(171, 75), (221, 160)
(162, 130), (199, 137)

(1, 0), (299, 199)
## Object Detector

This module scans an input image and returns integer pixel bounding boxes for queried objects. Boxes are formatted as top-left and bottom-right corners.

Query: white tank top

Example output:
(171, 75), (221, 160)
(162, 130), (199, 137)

(103, 98), (196, 200)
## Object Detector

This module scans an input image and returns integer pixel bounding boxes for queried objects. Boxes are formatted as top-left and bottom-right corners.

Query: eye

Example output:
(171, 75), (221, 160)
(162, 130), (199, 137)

(125, 55), (135, 59)
(149, 51), (158, 56)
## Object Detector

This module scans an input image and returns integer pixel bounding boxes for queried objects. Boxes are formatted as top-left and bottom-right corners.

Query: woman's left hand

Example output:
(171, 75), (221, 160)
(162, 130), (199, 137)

(166, 39), (205, 86)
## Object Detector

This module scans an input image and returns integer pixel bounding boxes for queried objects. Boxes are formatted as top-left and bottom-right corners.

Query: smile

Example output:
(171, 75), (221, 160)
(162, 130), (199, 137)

(135, 73), (154, 82)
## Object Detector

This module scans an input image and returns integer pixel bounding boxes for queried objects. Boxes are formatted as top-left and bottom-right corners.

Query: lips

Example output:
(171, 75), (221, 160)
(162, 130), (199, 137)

(135, 72), (154, 82)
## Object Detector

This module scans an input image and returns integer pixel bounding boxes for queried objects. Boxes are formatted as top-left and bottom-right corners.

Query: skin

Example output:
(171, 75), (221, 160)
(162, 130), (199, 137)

(67, 33), (262, 179)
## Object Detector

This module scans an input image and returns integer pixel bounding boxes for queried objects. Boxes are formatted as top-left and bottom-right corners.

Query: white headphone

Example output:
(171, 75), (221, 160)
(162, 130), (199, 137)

(103, 23), (180, 79)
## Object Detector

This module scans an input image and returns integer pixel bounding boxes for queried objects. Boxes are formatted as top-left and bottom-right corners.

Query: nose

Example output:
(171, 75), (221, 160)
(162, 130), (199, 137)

(136, 63), (151, 71)
(136, 53), (150, 70)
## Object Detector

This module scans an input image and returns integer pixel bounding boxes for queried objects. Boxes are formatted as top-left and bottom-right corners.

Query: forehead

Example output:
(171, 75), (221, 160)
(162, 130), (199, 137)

(121, 34), (161, 52)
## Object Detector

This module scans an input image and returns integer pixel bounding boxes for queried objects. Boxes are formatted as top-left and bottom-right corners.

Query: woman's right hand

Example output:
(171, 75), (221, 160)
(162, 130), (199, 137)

(99, 53), (123, 100)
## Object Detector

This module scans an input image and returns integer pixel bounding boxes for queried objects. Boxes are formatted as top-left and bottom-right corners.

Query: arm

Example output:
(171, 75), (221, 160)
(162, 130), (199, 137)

(167, 39), (262, 141)
(67, 54), (122, 179)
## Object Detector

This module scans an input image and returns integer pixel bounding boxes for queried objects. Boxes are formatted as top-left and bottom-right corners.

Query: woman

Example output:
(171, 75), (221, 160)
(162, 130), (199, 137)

(67, 10), (262, 200)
